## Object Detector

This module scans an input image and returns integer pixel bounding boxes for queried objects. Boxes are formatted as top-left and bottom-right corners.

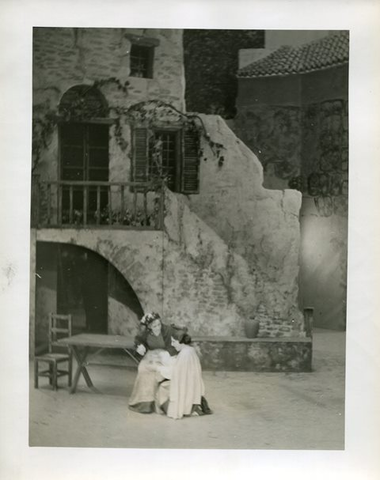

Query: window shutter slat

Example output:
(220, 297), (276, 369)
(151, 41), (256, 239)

(182, 129), (200, 194)
(133, 128), (149, 185)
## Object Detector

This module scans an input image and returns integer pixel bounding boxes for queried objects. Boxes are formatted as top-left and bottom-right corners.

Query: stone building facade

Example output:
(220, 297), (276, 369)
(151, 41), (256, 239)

(31, 27), (307, 368)
(235, 31), (349, 330)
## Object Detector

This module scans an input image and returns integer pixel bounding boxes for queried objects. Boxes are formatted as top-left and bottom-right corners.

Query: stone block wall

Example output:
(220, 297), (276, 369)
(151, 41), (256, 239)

(107, 264), (144, 338)
(33, 27), (185, 183)
(33, 28), (185, 110)
(234, 104), (302, 190)
(234, 67), (348, 330)
(31, 28), (305, 340)
(186, 115), (304, 336)
(35, 164), (302, 340)
(192, 337), (312, 372)
(34, 225), (249, 337)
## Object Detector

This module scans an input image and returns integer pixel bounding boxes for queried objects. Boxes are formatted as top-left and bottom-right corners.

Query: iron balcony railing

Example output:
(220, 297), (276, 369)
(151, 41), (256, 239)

(31, 177), (165, 230)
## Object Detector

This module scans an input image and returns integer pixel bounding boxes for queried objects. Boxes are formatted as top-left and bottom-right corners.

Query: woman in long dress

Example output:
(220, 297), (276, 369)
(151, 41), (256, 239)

(156, 333), (213, 419)
(128, 312), (179, 414)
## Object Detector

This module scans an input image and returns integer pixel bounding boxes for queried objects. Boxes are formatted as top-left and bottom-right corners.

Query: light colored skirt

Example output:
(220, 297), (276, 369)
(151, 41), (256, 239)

(128, 349), (176, 414)
(156, 345), (206, 419)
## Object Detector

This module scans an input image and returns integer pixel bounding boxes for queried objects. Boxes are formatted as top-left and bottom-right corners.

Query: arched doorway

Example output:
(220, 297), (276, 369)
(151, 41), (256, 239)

(57, 244), (108, 333)
(35, 242), (144, 352)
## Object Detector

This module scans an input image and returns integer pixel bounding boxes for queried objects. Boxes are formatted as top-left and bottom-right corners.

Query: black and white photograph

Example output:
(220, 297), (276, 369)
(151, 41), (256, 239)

(29, 26), (348, 449)
(1, 1), (379, 479)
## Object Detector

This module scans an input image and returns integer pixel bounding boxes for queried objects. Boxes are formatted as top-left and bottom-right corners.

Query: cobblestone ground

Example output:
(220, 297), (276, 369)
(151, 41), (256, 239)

(29, 329), (345, 449)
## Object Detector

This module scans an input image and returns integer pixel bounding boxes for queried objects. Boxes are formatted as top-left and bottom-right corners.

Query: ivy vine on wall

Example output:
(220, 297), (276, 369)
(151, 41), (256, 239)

(32, 80), (226, 174)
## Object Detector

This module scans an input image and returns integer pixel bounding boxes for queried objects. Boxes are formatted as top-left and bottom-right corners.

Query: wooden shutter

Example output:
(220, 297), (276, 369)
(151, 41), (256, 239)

(132, 128), (149, 186)
(181, 128), (200, 194)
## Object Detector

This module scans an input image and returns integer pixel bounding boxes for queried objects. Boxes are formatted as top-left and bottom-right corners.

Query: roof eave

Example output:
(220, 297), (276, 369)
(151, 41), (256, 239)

(237, 60), (349, 79)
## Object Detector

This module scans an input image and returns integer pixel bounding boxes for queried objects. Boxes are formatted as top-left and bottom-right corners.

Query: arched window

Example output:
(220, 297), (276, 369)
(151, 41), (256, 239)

(58, 85), (110, 223)
(59, 85), (108, 119)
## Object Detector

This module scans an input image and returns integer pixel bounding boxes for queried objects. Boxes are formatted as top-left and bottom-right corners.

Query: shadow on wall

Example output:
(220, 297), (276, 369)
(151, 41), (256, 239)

(299, 199), (347, 331)
(34, 242), (144, 352)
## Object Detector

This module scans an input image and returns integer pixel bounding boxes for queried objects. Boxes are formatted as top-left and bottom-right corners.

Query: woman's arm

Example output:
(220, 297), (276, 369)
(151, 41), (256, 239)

(134, 329), (148, 356)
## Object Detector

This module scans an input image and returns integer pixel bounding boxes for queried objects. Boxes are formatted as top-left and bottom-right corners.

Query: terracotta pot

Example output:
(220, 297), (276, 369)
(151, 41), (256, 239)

(244, 318), (260, 338)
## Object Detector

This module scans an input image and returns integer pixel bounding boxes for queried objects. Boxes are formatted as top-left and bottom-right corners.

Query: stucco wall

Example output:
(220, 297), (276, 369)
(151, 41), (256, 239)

(187, 115), (303, 334)
(36, 168), (304, 340)
(234, 66), (348, 330)
(299, 95), (348, 330)
(35, 224), (250, 337)
(108, 264), (143, 337)
(33, 27), (185, 184)
(33, 28), (185, 111)
(31, 28), (305, 340)
(235, 104), (302, 190)
(299, 199), (347, 329)
(235, 75), (301, 190)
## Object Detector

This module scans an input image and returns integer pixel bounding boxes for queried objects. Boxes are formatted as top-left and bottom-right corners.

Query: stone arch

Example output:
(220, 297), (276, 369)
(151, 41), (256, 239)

(35, 229), (165, 316)
(55, 241), (146, 313)
(33, 237), (153, 349)
(59, 84), (108, 118)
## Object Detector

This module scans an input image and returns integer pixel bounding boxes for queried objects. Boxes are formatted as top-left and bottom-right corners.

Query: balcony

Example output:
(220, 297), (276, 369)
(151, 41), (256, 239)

(31, 177), (165, 230)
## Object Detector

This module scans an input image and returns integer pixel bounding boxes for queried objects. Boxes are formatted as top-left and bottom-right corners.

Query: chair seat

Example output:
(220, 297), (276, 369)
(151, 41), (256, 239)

(37, 369), (71, 378)
(34, 313), (73, 391)
(35, 353), (70, 361)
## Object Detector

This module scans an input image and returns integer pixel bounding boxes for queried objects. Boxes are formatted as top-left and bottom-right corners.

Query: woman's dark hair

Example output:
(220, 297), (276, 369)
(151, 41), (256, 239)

(141, 312), (161, 329)
(179, 333), (192, 345)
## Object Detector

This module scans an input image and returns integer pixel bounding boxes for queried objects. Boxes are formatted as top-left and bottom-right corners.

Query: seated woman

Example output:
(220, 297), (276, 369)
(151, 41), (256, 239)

(156, 333), (213, 419)
(128, 312), (180, 414)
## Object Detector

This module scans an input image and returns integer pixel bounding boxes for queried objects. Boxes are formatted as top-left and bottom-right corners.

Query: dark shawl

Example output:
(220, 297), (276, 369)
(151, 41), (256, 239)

(134, 323), (182, 357)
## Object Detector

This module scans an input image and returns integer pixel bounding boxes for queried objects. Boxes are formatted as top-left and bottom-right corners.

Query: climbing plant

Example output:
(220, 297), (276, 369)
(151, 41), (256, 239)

(32, 81), (226, 173)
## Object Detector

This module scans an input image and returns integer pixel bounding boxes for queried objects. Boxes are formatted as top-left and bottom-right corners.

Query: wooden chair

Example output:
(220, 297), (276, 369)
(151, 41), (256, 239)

(34, 313), (73, 390)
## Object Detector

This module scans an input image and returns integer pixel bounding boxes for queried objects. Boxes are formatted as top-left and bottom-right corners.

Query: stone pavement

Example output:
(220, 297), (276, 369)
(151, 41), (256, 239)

(29, 329), (345, 449)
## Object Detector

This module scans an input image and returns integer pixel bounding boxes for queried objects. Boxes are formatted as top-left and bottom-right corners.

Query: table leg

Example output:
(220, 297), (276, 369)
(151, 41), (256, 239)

(70, 346), (94, 394)
(123, 348), (139, 365)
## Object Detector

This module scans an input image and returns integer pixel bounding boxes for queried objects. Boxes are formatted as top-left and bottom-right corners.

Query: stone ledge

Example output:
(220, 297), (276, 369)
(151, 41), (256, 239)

(75, 336), (313, 373)
(192, 336), (310, 343)
(192, 337), (312, 372)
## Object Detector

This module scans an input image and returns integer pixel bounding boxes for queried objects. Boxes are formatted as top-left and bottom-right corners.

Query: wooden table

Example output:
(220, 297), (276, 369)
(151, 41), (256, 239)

(58, 334), (139, 394)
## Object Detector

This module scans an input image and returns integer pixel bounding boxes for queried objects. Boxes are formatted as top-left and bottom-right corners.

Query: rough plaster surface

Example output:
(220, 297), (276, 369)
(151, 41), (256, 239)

(35, 226), (248, 337)
(32, 28), (304, 339)
(192, 337), (312, 372)
(234, 71), (348, 330)
(108, 297), (140, 337)
(33, 27), (185, 183)
(234, 104), (301, 190)
(162, 191), (256, 336)
(300, 199), (347, 330)
(33, 115), (304, 338)
(187, 116), (303, 335)
(33, 28), (185, 111)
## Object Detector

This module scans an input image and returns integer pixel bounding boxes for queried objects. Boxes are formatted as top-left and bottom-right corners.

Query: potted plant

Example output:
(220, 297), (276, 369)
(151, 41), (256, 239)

(244, 304), (266, 338)
(244, 316), (260, 338)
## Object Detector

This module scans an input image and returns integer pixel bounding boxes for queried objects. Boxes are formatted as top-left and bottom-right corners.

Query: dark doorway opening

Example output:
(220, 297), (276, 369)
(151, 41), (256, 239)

(57, 244), (108, 333)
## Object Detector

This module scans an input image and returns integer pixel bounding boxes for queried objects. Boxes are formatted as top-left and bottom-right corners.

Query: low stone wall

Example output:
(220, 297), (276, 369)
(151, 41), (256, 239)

(192, 336), (312, 372)
(90, 336), (312, 372)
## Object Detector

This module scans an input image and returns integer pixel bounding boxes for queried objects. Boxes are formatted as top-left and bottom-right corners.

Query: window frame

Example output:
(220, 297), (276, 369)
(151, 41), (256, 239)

(129, 44), (155, 79)
(131, 125), (200, 195)
(150, 128), (182, 191)
(125, 33), (160, 80)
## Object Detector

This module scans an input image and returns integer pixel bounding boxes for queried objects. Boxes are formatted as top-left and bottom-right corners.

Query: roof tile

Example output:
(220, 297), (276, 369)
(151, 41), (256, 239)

(238, 31), (349, 78)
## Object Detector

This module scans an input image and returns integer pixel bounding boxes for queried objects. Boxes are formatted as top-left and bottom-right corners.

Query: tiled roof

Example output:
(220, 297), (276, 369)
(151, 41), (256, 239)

(237, 31), (349, 78)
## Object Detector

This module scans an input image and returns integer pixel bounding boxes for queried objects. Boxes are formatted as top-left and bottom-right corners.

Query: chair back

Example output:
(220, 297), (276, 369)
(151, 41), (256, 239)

(48, 313), (72, 353)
